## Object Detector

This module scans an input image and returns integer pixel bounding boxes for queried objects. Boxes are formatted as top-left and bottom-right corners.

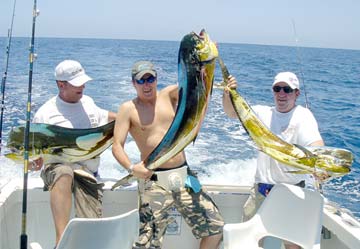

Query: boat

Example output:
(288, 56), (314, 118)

(0, 4), (358, 248)
(1, 176), (360, 249)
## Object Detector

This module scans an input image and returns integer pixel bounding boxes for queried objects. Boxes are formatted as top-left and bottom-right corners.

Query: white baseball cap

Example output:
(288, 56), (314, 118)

(272, 72), (299, 89)
(55, 60), (92, 87)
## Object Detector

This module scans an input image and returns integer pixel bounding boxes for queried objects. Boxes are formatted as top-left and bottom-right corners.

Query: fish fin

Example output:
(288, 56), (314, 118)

(111, 174), (136, 190)
(49, 146), (66, 155)
(73, 169), (97, 182)
(61, 148), (89, 156)
(76, 133), (104, 150)
(192, 135), (197, 145)
(293, 144), (316, 157)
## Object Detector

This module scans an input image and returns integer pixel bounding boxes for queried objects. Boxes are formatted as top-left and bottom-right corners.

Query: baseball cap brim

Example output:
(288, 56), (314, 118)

(67, 74), (92, 87)
(134, 70), (157, 81)
(272, 72), (299, 89)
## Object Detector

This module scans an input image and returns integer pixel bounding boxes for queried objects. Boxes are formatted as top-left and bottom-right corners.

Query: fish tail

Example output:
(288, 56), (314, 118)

(217, 57), (230, 87)
(111, 174), (136, 190)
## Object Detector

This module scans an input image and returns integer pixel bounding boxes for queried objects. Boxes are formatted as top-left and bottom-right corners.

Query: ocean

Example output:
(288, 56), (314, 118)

(0, 37), (359, 220)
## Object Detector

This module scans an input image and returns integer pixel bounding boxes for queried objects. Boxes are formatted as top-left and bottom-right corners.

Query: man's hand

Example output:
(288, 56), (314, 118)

(225, 75), (237, 93)
(132, 161), (153, 180)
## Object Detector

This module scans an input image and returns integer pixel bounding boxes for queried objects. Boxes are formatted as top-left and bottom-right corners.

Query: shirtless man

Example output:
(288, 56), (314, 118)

(112, 61), (224, 249)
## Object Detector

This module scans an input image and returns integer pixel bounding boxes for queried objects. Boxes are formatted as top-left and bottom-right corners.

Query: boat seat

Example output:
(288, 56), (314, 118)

(30, 209), (139, 249)
(223, 183), (324, 249)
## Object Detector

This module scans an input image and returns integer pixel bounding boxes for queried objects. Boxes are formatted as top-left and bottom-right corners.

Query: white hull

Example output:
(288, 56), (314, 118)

(1, 178), (360, 249)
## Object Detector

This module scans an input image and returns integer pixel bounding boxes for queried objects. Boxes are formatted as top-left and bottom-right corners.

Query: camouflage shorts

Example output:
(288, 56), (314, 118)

(133, 171), (224, 249)
(41, 163), (104, 218)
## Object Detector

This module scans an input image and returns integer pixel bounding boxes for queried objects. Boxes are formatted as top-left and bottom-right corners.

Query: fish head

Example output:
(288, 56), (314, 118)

(178, 29), (218, 94)
(5, 125), (47, 162)
(318, 152), (352, 174)
(196, 29), (218, 63)
(312, 147), (353, 180)
(179, 29), (218, 64)
(5, 145), (44, 163)
(145, 31), (218, 169)
(5, 126), (26, 161)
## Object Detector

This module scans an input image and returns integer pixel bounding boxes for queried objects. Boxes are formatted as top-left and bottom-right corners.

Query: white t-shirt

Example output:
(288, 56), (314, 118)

(252, 105), (322, 185)
(33, 95), (109, 172)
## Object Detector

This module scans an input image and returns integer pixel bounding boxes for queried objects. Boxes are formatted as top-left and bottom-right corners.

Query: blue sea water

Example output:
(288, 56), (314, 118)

(0, 37), (359, 219)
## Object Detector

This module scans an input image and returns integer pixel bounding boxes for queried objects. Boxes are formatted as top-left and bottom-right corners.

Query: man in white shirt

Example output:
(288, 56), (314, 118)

(223, 72), (324, 249)
(31, 60), (116, 246)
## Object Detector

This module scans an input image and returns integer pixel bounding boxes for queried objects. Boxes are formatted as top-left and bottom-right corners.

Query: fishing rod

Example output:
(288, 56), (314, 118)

(20, 0), (39, 248)
(0, 0), (17, 146)
(291, 21), (326, 196)
(291, 19), (310, 109)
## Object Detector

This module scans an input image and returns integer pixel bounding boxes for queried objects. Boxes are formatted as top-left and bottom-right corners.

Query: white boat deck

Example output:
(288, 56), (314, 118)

(1, 178), (360, 249)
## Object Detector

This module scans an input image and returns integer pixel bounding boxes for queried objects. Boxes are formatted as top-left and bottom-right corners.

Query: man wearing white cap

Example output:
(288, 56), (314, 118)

(223, 72), (324, 249)
(31, 60), (116, 246)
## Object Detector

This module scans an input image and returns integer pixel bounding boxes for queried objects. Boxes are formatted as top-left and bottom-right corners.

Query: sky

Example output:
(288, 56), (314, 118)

(0, 0), (359, 50)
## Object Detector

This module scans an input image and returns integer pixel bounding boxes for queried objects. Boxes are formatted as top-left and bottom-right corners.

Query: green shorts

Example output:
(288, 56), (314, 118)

(242, 184), (265, 222)
(40, 163), (104, 218)
(133, 169), (224, 249)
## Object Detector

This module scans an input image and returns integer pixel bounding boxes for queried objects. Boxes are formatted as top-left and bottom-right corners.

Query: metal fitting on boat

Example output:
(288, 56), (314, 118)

(154, 166), (188, 191)
(168, 172), (183, 192)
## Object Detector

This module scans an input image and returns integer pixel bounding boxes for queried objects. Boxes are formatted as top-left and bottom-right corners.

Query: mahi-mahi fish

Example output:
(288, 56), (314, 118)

(218, 57), (352, 181)
(111, 30), (218, 190)
(5, 121), (115, 164)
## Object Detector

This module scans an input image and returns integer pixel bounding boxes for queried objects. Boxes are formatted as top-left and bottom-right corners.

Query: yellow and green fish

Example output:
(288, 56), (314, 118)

(6, 121), (115, 164)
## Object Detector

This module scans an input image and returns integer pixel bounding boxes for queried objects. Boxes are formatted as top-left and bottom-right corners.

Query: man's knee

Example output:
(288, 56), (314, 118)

(200, 233), (222, 249)
(52, 174), (73, 191)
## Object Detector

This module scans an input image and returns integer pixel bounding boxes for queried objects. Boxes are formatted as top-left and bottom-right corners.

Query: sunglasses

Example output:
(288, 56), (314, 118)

(135, 75), (156, 85)
(272, 85), (294, 94)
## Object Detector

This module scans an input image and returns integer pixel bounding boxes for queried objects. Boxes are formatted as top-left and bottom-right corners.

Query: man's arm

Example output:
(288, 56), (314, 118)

(165, 84), (179, 105)
(112, 102), (133, 170)
(309, 140), (324, 146)
(108, 111), (117, 121)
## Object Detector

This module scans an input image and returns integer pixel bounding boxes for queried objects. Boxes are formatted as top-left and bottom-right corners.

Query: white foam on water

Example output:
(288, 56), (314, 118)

(97, 139), (257, 187)
(197, 158), (256, 186)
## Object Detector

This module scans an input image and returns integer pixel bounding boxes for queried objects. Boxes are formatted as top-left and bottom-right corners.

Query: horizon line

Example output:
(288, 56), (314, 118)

(0, 35), (359, 52)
